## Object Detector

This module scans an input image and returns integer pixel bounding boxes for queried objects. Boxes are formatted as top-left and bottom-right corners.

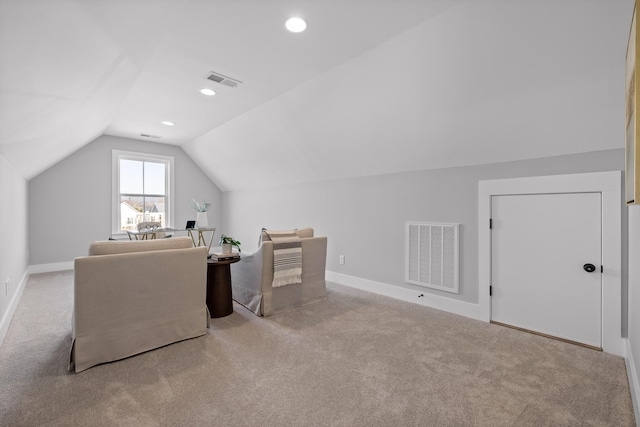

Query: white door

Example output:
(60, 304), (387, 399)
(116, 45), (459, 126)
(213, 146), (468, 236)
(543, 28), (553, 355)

(491, 192), (602, 348)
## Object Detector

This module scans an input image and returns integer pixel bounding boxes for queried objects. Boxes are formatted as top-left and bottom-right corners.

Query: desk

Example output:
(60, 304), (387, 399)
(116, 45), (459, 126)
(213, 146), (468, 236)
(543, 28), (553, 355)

(188, 228), (216, 252)
(125, 228), (216, 251)
(206, 257), (240, 318)
(126, 228), (176, 240)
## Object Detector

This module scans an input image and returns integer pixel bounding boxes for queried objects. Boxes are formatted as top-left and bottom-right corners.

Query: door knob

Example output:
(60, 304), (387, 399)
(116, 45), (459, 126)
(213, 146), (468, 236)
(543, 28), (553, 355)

(583, 263), (596, 273)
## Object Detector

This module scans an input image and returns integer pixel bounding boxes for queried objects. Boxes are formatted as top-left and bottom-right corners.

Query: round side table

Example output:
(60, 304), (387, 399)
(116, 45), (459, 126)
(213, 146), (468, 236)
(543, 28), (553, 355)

(206, 257), (240, 318)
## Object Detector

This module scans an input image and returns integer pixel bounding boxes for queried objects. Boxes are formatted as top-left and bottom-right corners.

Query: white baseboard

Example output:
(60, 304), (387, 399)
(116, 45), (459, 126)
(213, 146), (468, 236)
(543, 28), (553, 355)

(0, 269), (29, 347)
(1, 262), (74, 346)
(624, 338), (640, 425)
(326, 271), (483, 321)
(28, 261), (74, 274)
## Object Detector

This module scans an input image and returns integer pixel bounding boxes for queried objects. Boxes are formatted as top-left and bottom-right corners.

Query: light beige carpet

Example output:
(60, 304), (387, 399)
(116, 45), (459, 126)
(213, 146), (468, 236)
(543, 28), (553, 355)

(0, 270), (635, 426)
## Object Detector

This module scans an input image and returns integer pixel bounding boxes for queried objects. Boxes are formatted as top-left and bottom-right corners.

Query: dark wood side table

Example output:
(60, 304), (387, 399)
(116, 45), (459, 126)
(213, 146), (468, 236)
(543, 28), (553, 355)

(206, 257), (240, 318)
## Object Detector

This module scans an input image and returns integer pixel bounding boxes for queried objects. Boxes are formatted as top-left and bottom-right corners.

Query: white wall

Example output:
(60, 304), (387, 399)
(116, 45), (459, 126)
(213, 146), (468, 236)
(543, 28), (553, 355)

(28, 135), (222, 266)
(223, 149), (624, 306)
(0, 154), (28, 343)
(628, 205), (640, 413)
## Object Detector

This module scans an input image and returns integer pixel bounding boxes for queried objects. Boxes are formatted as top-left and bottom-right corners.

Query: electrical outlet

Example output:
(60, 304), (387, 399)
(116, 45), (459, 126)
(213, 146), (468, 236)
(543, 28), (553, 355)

(339, 255), (345, 265)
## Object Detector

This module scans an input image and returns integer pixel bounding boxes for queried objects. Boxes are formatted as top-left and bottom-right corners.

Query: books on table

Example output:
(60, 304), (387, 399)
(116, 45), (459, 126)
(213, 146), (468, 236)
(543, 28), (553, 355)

(210, 252), (240, 261)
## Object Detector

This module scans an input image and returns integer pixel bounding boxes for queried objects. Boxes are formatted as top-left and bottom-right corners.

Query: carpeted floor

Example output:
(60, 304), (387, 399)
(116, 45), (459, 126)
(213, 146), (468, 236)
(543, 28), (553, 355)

(0, 270), (635, 426)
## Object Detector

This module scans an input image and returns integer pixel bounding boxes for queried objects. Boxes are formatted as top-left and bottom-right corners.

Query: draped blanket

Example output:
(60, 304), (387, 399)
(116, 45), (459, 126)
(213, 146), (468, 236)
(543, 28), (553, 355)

(264, 230), (303, 287)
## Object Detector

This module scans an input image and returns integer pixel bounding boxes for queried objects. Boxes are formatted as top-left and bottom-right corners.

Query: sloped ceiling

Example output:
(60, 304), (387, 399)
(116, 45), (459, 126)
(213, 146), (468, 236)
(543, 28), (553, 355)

(0, 0), (635, 190)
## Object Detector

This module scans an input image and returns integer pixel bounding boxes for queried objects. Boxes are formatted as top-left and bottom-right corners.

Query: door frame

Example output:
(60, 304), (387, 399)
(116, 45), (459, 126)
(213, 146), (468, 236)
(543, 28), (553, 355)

(478, 171), (622, 356)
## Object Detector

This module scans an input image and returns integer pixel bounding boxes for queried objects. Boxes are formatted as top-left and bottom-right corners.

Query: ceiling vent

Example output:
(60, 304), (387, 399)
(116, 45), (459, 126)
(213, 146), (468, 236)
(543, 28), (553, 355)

(141, 134), (161, 139)
(205, 71), (242, 88)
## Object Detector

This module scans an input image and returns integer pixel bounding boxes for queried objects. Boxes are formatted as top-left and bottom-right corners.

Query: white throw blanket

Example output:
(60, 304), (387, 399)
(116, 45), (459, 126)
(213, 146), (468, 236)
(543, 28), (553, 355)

(264, 230), (302, 287)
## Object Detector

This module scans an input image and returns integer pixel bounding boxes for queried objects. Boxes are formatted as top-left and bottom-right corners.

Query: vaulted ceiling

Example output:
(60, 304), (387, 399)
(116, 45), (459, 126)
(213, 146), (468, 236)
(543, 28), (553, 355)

(0, 0), (634, 190)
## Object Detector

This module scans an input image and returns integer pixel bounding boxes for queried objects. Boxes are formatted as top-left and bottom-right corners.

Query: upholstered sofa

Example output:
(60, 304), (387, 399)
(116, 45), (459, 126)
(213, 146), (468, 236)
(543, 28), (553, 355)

(69, 237), (209, 372)
(230, 228), (327, 316)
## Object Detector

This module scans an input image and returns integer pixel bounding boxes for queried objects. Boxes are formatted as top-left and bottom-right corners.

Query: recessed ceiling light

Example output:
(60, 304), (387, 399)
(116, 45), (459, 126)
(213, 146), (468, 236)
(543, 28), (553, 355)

(161, 121), (175, 126)
(200, 88), (216, 96)
(285, 17), (307, 33)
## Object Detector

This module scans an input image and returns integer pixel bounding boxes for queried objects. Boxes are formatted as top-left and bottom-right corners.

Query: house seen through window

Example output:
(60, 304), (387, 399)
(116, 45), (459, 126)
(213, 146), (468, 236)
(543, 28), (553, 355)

(113, 151), (173, 233)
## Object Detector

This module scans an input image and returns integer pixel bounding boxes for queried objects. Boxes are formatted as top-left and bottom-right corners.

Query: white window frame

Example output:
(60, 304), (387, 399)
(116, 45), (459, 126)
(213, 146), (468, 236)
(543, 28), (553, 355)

(112, 150), (175, 235)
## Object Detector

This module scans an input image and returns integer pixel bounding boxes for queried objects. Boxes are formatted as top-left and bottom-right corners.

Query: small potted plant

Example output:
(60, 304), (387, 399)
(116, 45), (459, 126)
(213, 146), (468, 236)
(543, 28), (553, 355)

(191, 199), (211, 228)
(219, 235), (241, 254)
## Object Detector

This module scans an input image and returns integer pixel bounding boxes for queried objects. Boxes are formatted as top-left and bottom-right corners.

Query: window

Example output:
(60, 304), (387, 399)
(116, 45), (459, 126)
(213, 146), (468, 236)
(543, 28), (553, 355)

(112, 150), (174, 233)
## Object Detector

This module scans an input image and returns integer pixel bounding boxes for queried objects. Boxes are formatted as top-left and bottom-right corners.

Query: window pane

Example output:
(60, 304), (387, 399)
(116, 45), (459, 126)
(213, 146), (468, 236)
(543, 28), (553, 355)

(144, 161), (165, 195)
(120, 196), (143, 231)
(120, 160), (143, 194)
(144, 196), (166, 227)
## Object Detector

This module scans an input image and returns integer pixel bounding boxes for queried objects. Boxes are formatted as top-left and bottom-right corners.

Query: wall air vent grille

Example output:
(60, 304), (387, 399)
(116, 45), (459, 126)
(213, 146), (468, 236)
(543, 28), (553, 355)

(140, 134), (161, 139)
(406, 221), (459, 294)
(205, 71), (242, 88)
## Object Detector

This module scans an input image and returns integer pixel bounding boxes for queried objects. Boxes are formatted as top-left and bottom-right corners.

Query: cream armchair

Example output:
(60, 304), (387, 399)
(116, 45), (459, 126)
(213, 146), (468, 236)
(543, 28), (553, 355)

(70, 237), (208, 372)
(230, 228), (327, 316)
